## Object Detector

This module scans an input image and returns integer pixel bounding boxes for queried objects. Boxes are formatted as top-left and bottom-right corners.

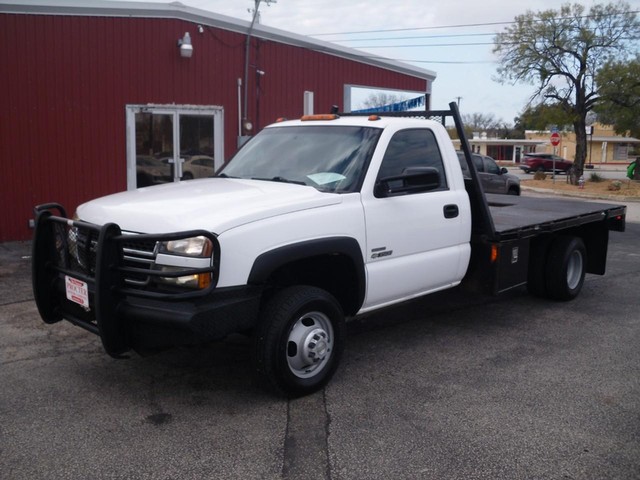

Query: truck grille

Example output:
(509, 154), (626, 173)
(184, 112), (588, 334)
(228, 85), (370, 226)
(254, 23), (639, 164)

(64, 225), (159, 287)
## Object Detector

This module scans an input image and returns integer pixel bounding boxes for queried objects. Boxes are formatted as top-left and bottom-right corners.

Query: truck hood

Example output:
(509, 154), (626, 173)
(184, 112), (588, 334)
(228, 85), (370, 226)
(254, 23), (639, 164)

(77, 178), (342, 234)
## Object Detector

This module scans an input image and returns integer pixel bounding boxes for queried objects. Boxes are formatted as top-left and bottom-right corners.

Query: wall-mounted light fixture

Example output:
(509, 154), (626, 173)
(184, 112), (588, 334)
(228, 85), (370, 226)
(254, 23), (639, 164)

(177, 32), (193, 58)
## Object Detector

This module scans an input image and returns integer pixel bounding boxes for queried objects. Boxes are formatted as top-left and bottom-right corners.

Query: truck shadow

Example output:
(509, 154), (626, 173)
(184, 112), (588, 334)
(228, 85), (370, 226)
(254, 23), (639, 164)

(107, 286), (530, 401)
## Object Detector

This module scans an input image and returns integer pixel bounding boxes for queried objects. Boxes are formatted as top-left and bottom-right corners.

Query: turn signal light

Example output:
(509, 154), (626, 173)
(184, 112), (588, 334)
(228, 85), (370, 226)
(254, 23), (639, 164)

(490, 244), (499, 263)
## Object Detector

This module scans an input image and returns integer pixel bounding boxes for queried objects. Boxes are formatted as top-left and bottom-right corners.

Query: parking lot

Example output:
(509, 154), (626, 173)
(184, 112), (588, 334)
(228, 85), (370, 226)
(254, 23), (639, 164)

(1, 199), (639, 480)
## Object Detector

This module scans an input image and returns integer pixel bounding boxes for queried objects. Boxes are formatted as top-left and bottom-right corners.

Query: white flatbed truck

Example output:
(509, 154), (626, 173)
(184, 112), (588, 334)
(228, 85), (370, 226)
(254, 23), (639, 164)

(32, 103), (626, 396)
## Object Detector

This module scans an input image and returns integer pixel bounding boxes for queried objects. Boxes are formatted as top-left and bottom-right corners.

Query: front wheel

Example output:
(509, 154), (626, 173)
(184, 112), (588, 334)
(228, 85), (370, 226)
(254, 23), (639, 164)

(254, 286), (345, 397)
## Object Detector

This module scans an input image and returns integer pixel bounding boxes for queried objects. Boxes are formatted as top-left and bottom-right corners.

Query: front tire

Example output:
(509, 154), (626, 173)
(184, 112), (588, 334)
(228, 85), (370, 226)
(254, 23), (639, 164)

(254, 286), (345, 397)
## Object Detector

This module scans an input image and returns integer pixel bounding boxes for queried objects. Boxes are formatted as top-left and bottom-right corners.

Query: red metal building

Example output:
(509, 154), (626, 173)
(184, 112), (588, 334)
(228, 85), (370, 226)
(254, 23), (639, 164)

(0, 1), (436, 241)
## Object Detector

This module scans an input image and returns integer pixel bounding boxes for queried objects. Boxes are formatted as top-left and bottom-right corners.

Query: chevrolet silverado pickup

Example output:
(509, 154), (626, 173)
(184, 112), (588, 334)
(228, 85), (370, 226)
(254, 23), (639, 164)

(32, 104), (626, 396)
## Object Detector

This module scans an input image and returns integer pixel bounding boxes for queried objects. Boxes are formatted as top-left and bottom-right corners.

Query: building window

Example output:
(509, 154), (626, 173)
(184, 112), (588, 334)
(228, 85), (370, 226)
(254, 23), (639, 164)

(613, 143), (629, 161)
(486, 145), (513, 161)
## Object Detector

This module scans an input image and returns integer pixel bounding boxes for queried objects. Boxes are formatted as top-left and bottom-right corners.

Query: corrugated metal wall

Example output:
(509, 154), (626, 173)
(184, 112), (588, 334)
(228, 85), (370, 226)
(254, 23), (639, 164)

(0, 12), (428, 241)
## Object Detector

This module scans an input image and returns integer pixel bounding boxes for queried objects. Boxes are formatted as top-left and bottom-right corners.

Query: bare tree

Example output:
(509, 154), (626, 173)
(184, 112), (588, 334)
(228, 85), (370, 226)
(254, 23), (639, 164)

(360, 92), (400, 109)
(494, 2), (638, 183)
(462, 113), (502, 132)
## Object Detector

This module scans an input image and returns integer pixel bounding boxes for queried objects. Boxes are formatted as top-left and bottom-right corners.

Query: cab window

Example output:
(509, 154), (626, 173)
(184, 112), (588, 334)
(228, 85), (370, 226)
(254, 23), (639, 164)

(484, 157), (501, 175)
(376, 129), (447, 195)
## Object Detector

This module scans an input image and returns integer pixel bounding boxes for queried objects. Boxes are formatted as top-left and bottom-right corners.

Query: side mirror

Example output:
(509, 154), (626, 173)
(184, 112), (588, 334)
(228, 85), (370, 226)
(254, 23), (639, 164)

(500, 167), (508, 174)
(375, 167), (441, 197)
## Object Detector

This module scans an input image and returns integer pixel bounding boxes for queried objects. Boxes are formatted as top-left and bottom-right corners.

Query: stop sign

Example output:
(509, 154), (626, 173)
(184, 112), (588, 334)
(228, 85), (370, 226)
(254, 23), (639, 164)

(550, 132), (561, 146)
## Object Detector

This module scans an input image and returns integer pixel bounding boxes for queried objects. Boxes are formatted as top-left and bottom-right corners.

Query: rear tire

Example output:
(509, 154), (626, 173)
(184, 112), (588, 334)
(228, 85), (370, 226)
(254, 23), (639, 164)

(545, 236), (587, 301)
(254, 286), (345, 397)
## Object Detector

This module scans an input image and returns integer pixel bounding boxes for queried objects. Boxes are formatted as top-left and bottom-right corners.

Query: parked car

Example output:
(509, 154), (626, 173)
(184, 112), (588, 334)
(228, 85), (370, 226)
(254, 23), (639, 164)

(519, 153), (573, 174)
(182, 155), (215, 180)
(136, 155), (172, 187)
(457, 152), (520, 195)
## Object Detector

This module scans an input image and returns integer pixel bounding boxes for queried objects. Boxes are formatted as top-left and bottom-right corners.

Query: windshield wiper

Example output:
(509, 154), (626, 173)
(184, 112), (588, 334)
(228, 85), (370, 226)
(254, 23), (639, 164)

(251, 176), (306, 186)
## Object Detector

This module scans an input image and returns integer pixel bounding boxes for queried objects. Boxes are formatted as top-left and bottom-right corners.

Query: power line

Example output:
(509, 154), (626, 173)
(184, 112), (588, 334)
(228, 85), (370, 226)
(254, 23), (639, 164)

(310, 10), (640, 37)
(341, 36), (638, 49)
(330, 32), (496, 42)
(359, 55), (494, 65)
(351, 42), (496, 48)
(311, 20), (515, 36)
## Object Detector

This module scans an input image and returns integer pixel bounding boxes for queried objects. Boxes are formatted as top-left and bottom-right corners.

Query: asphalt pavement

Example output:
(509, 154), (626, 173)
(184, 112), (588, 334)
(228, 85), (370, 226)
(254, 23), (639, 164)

(1, 194), (639, 480)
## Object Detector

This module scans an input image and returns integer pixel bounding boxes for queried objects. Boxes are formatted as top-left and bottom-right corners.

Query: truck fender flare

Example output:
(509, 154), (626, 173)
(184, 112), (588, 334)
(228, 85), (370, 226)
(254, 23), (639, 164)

(248, 237), (366, 309)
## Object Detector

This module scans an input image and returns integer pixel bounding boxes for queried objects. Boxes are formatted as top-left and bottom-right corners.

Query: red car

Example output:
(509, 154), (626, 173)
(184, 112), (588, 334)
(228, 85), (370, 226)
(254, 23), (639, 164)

(519, 153), (573, 174)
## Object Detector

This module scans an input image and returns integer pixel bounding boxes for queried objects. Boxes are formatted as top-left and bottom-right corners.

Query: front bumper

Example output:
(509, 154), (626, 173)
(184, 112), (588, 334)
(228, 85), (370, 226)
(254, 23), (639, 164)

(32, 204), (261, 356)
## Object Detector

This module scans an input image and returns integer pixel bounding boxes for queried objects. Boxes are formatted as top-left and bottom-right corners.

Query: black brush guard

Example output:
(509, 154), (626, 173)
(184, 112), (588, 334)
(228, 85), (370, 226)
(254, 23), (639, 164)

(32, 203), (219, 357)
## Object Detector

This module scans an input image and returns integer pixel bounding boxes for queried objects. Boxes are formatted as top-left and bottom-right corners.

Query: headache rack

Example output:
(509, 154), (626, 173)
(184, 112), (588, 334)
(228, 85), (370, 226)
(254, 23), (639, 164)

(31, 203), (219, 356)
(342, 101), (495, 240)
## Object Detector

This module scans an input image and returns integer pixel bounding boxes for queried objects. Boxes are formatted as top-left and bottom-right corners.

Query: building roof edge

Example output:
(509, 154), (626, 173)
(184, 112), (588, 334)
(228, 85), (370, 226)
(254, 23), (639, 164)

(1, 0), (437, 82)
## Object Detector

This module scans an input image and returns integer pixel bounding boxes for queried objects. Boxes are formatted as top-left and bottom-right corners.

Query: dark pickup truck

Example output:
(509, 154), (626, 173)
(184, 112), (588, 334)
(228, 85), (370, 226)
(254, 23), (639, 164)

(457, 152), (520, 195)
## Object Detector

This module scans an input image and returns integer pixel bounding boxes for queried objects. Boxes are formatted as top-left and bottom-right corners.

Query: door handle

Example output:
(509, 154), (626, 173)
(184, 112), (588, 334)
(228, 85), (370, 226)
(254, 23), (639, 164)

(443, 204), (459, 219)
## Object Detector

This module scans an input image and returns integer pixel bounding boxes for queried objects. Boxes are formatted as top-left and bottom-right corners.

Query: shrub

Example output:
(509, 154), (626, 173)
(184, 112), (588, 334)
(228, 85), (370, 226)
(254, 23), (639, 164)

(533, 171), (547, 180)
(608, 181), (622, 191)
(589, 172), (605, 182)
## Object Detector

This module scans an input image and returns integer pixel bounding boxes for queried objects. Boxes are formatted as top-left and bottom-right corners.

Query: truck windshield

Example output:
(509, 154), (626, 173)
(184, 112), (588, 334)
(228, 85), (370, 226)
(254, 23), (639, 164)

(219, 125), (382, 193)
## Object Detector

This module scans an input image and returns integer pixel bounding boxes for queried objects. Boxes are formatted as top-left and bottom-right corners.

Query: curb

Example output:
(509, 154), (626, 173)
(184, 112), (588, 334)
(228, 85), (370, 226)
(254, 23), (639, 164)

(521, 186), (640, 203)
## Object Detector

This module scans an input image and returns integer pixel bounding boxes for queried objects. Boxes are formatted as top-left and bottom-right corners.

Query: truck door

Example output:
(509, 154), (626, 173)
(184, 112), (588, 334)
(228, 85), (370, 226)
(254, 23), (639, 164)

(360, 128), (470, 311)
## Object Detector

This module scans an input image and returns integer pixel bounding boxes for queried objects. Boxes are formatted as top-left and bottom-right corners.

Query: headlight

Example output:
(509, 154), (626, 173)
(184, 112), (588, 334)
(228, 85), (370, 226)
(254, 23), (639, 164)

(162, 236), (212, 257)
(156, 235), (214, 289)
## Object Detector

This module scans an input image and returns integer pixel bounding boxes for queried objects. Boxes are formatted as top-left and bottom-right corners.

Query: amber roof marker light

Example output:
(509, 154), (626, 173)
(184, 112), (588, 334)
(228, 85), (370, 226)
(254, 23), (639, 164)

(300, 114), (339, 121)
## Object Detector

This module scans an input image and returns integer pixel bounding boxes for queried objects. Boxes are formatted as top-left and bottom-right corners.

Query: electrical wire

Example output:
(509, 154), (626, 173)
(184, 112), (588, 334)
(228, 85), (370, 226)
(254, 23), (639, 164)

(309, 10), (640, 36)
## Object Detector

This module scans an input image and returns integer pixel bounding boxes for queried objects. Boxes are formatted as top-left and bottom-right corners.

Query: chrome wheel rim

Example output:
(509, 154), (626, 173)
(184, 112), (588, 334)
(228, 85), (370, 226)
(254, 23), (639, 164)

(566, 249), (584, 290)
(286, 311), (334, 379)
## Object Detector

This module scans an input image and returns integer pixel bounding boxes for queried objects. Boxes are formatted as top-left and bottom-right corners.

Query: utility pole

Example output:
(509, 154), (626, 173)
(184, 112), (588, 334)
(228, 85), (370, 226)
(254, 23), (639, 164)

(242, 0), (276, 137)
(455, 96), (462, 107)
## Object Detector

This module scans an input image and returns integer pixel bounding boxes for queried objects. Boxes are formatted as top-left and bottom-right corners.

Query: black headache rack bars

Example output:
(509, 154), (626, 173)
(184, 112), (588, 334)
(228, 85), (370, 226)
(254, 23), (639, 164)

(31, 203), (219, 357)
(341, 101), (496, 240)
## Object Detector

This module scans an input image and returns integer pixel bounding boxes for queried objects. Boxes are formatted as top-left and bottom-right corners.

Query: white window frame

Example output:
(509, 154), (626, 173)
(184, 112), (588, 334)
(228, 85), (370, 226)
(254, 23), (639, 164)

(125, 104), (224, 190)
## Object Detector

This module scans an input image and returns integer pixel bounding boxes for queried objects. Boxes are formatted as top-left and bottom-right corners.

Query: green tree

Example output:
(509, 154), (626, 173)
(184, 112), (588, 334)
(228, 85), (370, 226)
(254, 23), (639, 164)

(514, 103), (574, 132)
(494, 2), (639, 183)
(595, 56), (640, 138)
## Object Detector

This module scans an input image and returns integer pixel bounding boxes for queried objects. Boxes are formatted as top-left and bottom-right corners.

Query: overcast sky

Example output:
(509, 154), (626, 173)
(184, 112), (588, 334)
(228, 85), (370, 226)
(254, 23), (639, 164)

(128, 0), (640, 125)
